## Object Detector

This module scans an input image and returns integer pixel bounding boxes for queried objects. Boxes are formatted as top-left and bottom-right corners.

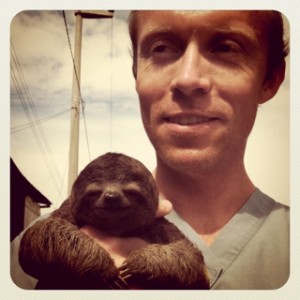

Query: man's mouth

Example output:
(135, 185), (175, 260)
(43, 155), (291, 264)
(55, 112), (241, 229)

(165, 116), (215, 126)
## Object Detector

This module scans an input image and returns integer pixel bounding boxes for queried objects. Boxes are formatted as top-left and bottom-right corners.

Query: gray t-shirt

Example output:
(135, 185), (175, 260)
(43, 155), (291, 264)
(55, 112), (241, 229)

(166, 188), (290, 289)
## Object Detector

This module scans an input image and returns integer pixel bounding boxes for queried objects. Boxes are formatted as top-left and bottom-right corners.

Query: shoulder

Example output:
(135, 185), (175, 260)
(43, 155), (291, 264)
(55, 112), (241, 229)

(238, 190), (289, 288)
(254, 189), (289, 226)
(248, 189), (289, 245)
(212, 190), (290, 289)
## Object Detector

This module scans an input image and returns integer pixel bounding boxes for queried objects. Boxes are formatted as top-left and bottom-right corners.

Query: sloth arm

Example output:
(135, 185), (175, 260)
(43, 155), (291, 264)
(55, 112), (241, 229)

(19, 216), (118, 285)
(119, 218), (210, 289)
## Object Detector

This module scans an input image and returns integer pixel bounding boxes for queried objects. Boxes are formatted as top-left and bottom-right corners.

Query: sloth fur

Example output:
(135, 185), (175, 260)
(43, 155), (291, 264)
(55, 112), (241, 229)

(19, 152), (209, 289)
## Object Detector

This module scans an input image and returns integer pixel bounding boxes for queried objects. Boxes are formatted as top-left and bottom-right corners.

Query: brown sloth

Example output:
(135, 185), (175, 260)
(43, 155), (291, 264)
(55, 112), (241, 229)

(19, 152), (209, 289)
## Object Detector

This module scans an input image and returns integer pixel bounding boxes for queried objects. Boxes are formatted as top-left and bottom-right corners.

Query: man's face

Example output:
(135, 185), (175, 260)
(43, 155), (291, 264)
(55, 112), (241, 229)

(134, 11), (274, 173)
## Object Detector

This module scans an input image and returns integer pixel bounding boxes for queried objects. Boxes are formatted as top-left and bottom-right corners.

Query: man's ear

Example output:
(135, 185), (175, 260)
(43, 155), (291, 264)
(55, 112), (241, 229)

(259, 62), (286, 104)
(132, 63), (137, 79)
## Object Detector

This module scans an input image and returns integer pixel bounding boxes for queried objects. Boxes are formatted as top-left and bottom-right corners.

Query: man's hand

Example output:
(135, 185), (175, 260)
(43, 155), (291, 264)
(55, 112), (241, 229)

(155, 198), (173, 218)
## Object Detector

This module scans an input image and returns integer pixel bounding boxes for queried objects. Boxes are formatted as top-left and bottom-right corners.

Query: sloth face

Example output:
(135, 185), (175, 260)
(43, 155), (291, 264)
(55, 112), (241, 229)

(71, 153), (158, 235)
(73, 181), (156, 235)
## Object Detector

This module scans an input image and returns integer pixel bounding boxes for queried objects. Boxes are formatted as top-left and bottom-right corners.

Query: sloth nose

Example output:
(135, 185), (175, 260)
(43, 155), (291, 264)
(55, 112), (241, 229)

(103, 191), (122, 206)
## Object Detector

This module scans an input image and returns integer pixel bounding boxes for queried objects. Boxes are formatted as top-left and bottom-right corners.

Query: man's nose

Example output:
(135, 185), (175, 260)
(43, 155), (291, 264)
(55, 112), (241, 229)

(170, 43), (211, 97)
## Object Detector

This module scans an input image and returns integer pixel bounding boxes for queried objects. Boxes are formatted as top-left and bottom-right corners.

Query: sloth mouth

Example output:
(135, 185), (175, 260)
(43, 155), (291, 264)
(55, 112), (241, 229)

(95, 206), (132, 213)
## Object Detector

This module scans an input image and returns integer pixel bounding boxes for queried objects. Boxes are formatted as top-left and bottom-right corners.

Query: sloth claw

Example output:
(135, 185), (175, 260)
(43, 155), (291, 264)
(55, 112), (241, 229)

(109, 275), (130, 289)
(118, 264), (132, 278)
(119, 270), (133, 280)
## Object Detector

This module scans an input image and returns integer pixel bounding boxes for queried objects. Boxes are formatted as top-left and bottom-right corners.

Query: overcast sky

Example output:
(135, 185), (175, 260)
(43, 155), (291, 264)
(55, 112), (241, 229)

(10, 10), (290, 213)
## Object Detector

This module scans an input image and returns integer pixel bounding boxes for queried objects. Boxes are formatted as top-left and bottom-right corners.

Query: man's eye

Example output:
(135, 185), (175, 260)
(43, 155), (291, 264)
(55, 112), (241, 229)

(213, 42), (240, 53)
(152, 44), (168, 53)
(212, 41), (242, 55)
(215, 43), (236, 53)
(149, 41), (180, 60)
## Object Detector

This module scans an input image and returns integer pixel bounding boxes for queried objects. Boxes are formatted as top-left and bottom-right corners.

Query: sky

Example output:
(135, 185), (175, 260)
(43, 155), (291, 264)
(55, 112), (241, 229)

(10, 10), (290, 214)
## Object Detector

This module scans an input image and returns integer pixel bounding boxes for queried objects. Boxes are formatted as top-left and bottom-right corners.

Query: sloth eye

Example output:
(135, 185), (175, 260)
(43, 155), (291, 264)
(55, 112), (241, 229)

(123, 189), (140, 197)
(123, 189), (144, 201)
(85, 190), (102, 199)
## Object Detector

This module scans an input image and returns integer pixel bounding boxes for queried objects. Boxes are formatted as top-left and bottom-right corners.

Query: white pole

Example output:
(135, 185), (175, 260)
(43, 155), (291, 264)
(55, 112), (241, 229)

(67, 11), (82, 194)
(67, 10), (114, 195)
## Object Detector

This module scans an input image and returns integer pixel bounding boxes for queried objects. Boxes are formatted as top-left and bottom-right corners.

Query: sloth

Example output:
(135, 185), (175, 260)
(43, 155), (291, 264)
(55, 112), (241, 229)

(19, 152), (209, 289)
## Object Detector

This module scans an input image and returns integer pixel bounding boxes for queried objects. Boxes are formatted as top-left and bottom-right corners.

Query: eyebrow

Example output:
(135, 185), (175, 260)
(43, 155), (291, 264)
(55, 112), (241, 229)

(211, 27), (259, 50)
(138, 27), (181, 54)
(139, 26), (177, 42)
(212, 26), (257, 41)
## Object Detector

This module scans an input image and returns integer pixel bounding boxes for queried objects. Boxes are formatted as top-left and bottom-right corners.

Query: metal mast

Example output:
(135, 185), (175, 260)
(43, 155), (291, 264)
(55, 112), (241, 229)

(67, 10), (114, 194)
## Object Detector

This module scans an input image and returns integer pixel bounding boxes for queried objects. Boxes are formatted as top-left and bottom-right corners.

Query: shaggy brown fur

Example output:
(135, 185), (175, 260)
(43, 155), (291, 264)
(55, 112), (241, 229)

(19, 153), (209, 289)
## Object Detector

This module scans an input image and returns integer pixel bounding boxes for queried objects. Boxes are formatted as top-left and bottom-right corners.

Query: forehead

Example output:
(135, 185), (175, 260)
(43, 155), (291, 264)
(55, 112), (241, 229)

(135, 10), (265, 43)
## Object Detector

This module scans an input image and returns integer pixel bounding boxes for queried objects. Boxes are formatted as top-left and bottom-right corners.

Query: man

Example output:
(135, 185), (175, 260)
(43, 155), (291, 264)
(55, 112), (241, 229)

(127, 10), (289, 289)
(11, 10), (289, 289)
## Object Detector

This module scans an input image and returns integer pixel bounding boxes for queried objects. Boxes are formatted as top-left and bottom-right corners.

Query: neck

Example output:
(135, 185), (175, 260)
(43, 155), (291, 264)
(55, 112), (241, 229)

(154, 158), (255, 245)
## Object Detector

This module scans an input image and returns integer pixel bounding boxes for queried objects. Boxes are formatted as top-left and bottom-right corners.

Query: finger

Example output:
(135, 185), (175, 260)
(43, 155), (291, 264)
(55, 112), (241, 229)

(155, 198), (173, 218)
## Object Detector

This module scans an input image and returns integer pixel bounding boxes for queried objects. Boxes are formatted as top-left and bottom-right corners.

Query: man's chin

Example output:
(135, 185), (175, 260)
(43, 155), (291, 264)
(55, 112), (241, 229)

(156, 147), (217, 174)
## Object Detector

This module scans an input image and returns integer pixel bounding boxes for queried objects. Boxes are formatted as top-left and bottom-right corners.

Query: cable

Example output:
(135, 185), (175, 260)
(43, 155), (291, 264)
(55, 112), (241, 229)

(109, 16), (114, 150)
(81, 101), (92, 161)
(11, 109), (70, 134)
(10, 40), (62, 194)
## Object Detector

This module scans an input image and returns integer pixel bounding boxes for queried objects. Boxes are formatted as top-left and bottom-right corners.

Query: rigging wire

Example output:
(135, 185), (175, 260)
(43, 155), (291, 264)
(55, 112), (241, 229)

(109, 16), (114, 150)
(81, 101), (92, 161)
(10, 40), (62, 194)
(62, 10), (91, 161)
(11, 108), (70, 134)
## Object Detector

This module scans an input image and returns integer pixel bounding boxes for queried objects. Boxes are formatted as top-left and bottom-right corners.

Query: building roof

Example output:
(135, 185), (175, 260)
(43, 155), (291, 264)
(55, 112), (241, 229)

(10, 159), (52, 207)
